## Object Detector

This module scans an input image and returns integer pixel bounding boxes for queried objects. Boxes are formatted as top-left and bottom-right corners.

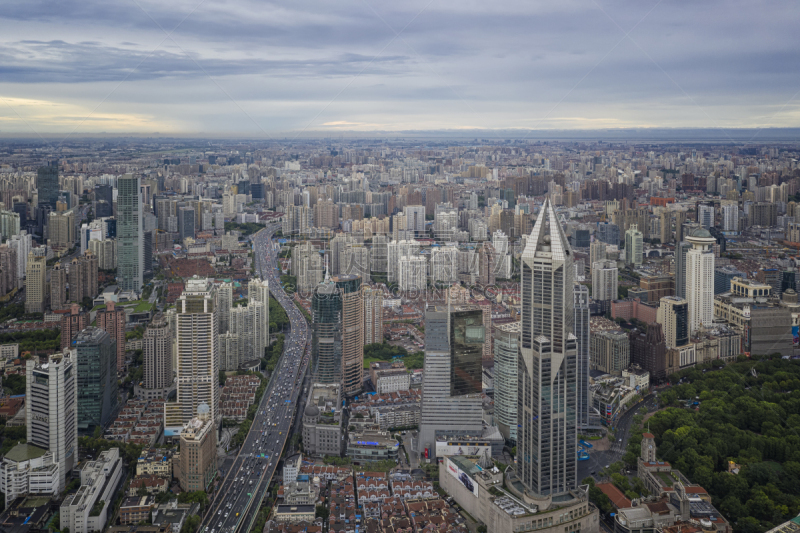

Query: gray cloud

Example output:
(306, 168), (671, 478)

(0, 0), (798, 132)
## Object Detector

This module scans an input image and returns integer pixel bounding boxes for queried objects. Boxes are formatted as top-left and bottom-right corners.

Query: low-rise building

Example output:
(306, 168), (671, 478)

(119, 496), (156, 525)
(275, 505), (316, 523)
(346, 430), (400, 464)
(128, 475), (169, 496)
(369, 362), (410, 394)
(136, 448), (174, 479)
(302, 384), (343, 458)
(0, 444), (59, 506)
(60, 448), (124, 533)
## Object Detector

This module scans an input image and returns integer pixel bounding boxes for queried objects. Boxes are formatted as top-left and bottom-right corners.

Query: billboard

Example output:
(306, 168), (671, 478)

(793, 325), (799, 346)
(436, 440), (492, 458)
(446, 457), (479, 498)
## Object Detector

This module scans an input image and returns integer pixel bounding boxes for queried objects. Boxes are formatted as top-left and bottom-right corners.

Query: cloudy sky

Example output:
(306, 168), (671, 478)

(0, 0), (798, 135)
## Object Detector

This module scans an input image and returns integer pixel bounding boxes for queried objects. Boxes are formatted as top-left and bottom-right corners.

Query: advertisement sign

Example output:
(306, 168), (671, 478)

(436, 440), (492, 458)
(446, 457), (479, 498)
(793, 325), (799, 346)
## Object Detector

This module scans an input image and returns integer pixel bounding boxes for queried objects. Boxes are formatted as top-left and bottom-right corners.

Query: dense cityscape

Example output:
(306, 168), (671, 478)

(0, 137), (796, 533)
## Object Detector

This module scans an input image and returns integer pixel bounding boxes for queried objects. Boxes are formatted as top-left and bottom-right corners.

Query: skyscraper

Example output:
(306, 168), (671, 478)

(686, 228), (715, 334)
(178, 206), (195, 243)
(165, 276), (219, 429)
(657, 296), (689, 348)
(625, 224), (643, 267)
(217, 282), (233, 334)
(518, 198), (578, 496)
(494, 321), (520, 444)
(27, 352), (78, 492)
(74, 327), (118, 436)
(312, 277), (342, 384)
(674, 241), (691, 299)
(37, 164), (60, 211)
(333, 275), (364, 397)
(117, 174), (143, 292)
(573, 284), (590, 429)
(248, 278), (271, 357)
(50, 262), (67, 310)
(143, 314), (174, 394)
(96, 301), (126, 371)
(418, 305), (484, 460)
(362, 286), (384, 345)
(591, 260), (618, 302)
(25, 252), (46, 314)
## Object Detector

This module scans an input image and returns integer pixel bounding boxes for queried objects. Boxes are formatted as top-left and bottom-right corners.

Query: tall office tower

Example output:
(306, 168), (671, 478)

(625, 224), (643, 267)
(659, 210), (672, 244)
(675, 241), (691, 299)
(312, 277), (342, 384)
(418, 305), (484, 460)
(333, 275), (364, 397)
(95, 184), (114, 218)
(590, 329), (630, 374)
(143, 315), (173, 393)
(74, 327), (118, 436)
(478, 242), (496, 286)
(25, 252), (47, 314)
(37, 164), (60, 211)
(178, 206), (195, 243)
(591, 260), (618, 302)
(248, 279), (270, 354)
(217, 282), (233, 334)
(403, 205), (426, 237)
(494, 321), (520, 444)
(96, 301), (127, 371)
(363, 286), (384, 345)
(50, 262), (67, 310)
(589, 240), (605, 267)
(165, 277), (219, 429)
(657, 296), (689, 348)
(573, 284), (591, 429)
(118, 174), (144, 292)
(26, 352), (78, 492)
(722, 203), (739, 232)
(674, 210), (687, 243)
(59, 304), (89, 350)
(686, 228), (715, 335)
(518, 198), (578, 496)
(697, 204), (714, 229)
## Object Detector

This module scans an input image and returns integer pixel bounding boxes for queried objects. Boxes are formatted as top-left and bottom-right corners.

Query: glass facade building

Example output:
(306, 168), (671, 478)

(74, 327), (118, 436)
(37, 164), (59, 211)
(117, 174), (143, 291)
(313, 279), (342, 385)
(450, 307), (484, 396)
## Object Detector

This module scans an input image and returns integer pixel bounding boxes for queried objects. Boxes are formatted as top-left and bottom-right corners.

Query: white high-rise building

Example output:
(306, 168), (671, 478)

(697, 204), (714, 229)
(387, 240), (420, 282)
(229, 300), (265, 365)
(591, 260), (618, 301)
(722, 203), (739, 232)
(217, 282), (233, 334)
(429, 246), (458, 283)
(248, 278), (271, 357)
(518, 198), (578, 496)
(9, 231), (32, 285)
(625, 224), (643, 267)
(686, 228), (716, 335)
(26, 352), (78, 492)
(403, 205), (426, 236)
(165, 276), (219, 429)
(398, 255), (427, 291)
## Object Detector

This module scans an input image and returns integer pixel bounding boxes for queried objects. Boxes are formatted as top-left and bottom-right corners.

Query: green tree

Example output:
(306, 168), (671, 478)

(315, 505), (329, 520)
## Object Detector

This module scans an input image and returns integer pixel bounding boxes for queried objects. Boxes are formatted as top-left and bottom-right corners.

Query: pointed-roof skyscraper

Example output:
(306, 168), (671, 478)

(518, 198), (578, 497)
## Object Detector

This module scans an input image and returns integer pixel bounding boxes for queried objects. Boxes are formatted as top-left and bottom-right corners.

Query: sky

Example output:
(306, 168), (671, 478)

(0, 0), (799, 135)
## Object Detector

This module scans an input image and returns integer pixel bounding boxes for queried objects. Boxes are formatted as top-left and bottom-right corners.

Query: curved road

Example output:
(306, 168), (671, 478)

(202, 225), (311, 533)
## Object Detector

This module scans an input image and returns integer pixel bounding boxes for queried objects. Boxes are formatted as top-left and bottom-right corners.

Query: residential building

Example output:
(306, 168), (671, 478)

(97, 301), (127, 371)
(334, 275), (363, 397)
(592, 260), (618, 302)
(630, 323), (668, 383)
(143, 315), (174, 397)
(50, 262), (67, 310)
(590, 329), (630, 376)
(59, 303), (89, 350)
(398, 255), (427, 291)
(625, 224), (643, 267)
(363, 285), (384, 345)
